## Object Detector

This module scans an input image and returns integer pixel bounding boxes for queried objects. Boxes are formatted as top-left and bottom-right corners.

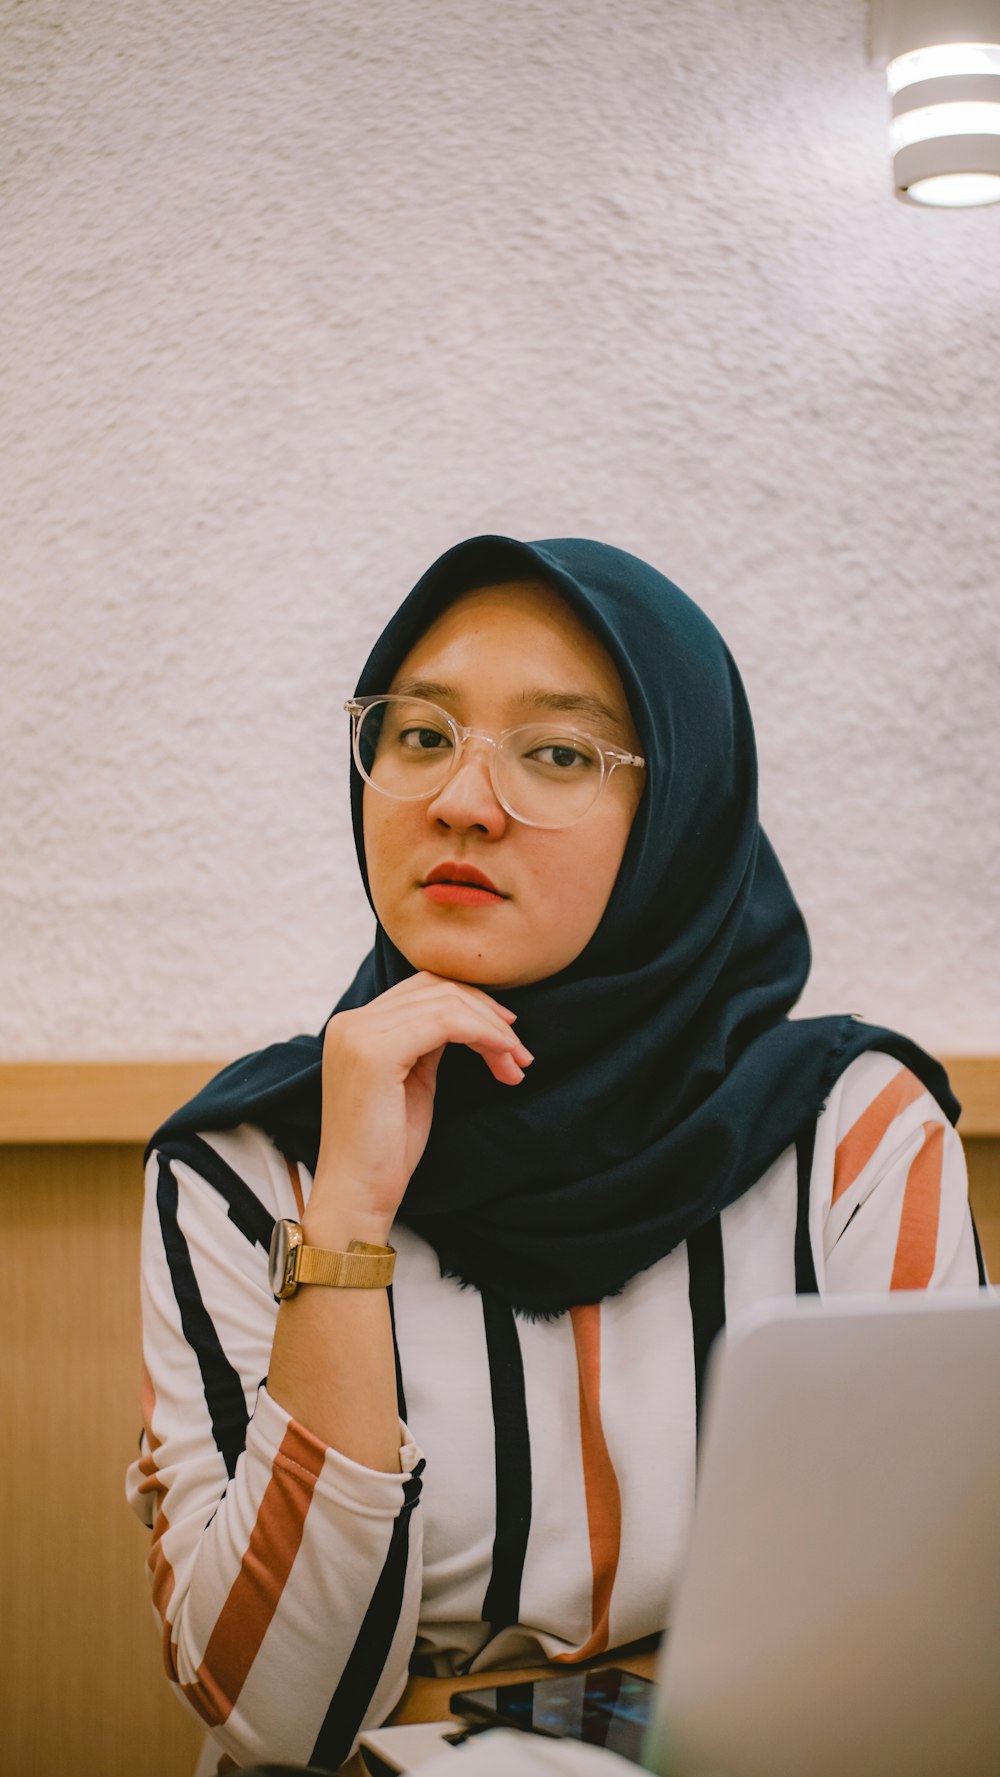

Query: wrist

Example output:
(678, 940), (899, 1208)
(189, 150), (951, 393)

(302, 1216), (395, 1251)
(303, 1175), (395, 1250)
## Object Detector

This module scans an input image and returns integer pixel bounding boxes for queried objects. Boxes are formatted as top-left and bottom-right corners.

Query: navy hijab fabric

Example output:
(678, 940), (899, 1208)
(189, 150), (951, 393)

(147, 535), (958, 1313)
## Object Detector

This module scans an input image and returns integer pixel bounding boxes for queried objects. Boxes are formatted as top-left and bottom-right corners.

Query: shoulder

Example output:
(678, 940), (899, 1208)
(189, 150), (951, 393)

(145, 1121), (307, 1223)
(812, 1049), (978, 1289)
(816, 1048), (956, 1187)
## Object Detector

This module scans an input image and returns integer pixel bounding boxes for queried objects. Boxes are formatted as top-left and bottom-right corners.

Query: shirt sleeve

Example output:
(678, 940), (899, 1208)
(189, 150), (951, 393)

(811, 1051), (986, 1294)
(125, 1129), (426, 1771)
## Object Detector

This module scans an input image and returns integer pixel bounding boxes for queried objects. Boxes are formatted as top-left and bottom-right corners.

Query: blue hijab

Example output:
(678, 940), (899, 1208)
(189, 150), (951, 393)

(147, 535), (958, 1313)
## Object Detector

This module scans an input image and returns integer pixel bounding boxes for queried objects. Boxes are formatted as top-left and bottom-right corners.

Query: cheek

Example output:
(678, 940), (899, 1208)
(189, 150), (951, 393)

(529, 816), (630, 939)
(361, 795), (383, 889)
(583, 831), (629, 921)
(362, 796), (413, 908)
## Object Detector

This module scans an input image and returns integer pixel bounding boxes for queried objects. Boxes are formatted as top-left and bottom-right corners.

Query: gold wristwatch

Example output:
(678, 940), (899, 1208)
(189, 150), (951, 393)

(268, 1218), (396, 1299)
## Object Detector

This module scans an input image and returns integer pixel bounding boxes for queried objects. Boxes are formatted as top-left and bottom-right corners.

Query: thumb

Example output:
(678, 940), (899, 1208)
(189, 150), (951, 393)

(409, 1042), (447, 1094)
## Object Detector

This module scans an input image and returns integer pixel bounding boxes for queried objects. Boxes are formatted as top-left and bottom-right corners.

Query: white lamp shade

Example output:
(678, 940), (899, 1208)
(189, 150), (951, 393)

(872, 0), (1000, 204)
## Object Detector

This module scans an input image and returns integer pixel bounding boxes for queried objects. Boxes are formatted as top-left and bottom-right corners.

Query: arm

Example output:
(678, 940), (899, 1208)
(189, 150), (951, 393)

(127, 1133), (424, 1771)
(266, 971), (530, 1469)
(127, 973), (532, 1769)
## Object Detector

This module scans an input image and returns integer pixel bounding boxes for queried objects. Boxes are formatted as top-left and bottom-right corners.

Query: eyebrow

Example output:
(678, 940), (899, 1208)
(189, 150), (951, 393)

(387, 677), (628, 741)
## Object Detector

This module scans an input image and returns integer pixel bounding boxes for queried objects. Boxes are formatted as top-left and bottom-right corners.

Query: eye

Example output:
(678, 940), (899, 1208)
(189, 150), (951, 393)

(399, 724), (453, 752)
(525, 741), (596, 771)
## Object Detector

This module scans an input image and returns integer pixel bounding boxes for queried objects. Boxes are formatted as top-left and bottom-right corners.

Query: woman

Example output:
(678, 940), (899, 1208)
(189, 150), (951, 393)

(128, 534), (984, 1775)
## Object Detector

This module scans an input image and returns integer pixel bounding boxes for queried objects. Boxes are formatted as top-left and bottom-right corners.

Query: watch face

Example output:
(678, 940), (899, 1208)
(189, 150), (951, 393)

(268, 1219), (302, 1298)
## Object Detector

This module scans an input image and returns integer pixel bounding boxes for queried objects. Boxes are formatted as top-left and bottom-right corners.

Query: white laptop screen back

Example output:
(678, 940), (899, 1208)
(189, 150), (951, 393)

(647, 1292), (1000, 1777)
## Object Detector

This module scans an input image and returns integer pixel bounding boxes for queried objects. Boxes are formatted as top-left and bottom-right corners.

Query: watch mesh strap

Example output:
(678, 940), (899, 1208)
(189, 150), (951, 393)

(297, 1239), (396, 1289)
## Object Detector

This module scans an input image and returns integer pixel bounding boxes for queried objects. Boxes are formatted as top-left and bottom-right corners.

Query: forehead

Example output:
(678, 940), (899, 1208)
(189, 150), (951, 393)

(389, 580), (639, 746)
(395, 579), (622, 689)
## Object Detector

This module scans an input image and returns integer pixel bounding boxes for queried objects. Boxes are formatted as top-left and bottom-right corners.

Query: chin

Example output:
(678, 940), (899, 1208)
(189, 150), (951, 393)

(420, 947), (509, 986)
(397, 928), (513, 987)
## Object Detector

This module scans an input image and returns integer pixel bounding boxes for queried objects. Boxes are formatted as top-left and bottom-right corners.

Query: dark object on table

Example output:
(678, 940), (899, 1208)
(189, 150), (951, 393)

(239, 1766), (338, 1775)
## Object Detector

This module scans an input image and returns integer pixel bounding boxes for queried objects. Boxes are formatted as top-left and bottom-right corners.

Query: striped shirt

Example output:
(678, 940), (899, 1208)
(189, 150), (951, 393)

(127, 1049), (985, 1772)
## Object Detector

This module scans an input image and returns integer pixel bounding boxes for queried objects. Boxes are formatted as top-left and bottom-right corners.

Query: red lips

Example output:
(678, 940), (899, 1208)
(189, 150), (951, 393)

(424, 862), (506, 896)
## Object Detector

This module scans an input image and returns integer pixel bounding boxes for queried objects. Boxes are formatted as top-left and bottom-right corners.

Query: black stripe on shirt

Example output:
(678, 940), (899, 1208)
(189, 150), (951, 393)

(156, 1134), (275, 1254)
(156, 1154), (250, 1479)
(794, 1124), (820, 1295)
(481, 1292), (532, 1632)
(971, 1210), (988, 1287)
(387, 1285), (407, 1422)
(309, 1461), (425, 1772)
(687, 1213), (725, 1439)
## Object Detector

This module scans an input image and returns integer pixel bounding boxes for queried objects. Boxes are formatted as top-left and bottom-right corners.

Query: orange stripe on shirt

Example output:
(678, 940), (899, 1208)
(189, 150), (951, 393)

(553, 1304), (622, 1664)
(285, 1154), (305, 1219)
(890, 1120), (944, 1291)
(150, 1511), (176, 1627)
(138, 1447), (170, 1544)
(181, 1419), (326, 1726)
(139, 1369), (244, 1712)
(142, 1475), (182, 1690)
(832, 1067), (926, 1206)
(139, 1365), (177, 1632)
(148, 1499), (185, 1694)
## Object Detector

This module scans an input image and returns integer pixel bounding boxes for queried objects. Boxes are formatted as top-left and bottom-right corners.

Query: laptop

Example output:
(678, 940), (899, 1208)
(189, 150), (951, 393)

(361, 1289), (1000, 1777)
(647, 1288), (1000, 1777)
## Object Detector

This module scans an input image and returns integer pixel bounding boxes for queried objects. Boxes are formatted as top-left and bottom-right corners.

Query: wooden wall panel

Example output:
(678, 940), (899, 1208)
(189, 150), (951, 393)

(1, 1056), (997, 1143)
(0, 1146), (205, 1777)
(1, 1138), (997, 1777)
(969, 1140), (1000, 1278)
(0, 1062), (223, 1144)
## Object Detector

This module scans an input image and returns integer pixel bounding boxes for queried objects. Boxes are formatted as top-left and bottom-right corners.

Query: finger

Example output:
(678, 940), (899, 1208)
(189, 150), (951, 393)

(439, 1017), (533, 1069)
(398, 1003), (532, 1078)
(408, 1043), (447, 1093)
(481, 1048), (525, 1086)
(363, 999), (533, 1074)
(426, 983), (527, 1041)
(463, 1034), (533, 1076)
(478, 996), (518, 1023)
(402, 1014), (525, 1085)
(409, 972), (519, 1023)
(381, 989), (529, 1057)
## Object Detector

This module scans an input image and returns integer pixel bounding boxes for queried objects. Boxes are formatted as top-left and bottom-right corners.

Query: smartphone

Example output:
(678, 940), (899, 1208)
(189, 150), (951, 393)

(450, 1665), (656, 1765)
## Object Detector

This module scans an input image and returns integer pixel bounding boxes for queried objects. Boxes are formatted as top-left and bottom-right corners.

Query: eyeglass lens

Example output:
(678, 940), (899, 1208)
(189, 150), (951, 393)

(355, 698), (604, 827)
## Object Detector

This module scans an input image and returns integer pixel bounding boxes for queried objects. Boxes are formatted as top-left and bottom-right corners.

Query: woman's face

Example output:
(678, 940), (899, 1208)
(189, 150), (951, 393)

(362, 579), (645, 989)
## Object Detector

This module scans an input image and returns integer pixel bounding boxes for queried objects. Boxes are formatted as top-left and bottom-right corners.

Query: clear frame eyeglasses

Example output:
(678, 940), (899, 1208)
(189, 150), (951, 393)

(344, 695), (646, 830)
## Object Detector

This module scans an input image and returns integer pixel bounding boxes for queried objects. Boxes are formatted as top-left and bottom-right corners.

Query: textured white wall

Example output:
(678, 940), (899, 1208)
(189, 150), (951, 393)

(2, 0), (998, 1061)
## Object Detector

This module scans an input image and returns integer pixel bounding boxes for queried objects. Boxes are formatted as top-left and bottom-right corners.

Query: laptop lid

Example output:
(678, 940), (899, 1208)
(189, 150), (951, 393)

(646, 1290), (1000, 1777)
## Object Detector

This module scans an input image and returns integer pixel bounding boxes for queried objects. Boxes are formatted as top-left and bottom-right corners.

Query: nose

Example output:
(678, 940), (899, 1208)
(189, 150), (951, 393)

(424, 736), (508, 837)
